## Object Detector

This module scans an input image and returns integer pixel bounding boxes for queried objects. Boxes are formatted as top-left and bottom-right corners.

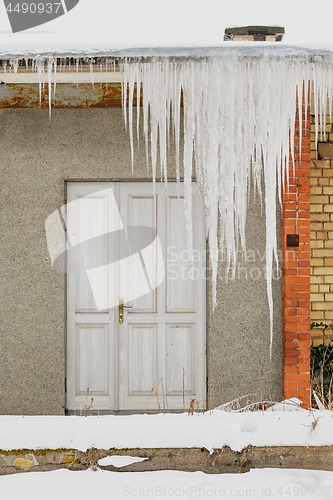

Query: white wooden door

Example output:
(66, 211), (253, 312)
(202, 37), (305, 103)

(66, 182), (206, 412)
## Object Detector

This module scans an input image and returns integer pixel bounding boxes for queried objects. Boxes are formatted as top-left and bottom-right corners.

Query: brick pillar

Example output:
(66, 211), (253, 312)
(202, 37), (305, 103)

(282, 85), (311, 408)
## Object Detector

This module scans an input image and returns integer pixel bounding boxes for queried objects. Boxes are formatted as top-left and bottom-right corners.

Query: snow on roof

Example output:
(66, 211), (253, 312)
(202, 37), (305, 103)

(0, 0), (332, 59)
(1, 45), (333, 65)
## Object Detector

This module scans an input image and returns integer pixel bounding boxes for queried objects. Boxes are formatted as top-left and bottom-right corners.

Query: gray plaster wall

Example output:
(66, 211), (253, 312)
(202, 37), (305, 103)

(0, 108), (282, 415)
(207, 200), (283, 408)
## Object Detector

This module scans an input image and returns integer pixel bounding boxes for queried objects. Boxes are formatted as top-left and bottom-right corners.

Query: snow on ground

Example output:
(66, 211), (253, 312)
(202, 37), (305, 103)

(1, 405), (333, 498)
(98, 455), (148, 467)
(0, 407), (332, 452)
(1, 468), (333, 500)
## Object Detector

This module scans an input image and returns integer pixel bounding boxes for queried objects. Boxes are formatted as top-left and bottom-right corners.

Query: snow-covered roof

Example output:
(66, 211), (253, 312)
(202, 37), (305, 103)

(1, 46), (333, 66)
(0, 0), (333, 59)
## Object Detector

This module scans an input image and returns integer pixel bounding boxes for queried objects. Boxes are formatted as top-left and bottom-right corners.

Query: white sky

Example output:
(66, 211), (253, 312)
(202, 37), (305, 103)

(0, 0), (332, 53)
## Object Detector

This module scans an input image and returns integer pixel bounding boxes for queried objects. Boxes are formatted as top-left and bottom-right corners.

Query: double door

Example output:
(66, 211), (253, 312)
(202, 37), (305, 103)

(66, 182), (206, 412)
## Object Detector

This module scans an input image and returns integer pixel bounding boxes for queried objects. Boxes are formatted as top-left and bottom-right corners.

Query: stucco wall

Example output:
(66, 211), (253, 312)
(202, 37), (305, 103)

(207, 200), (283, 407)
(0, 108), (282, 414)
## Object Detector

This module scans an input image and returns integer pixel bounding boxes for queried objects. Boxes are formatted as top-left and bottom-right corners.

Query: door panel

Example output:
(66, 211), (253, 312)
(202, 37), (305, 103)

(165, 324), (195, 395)
(127, 194), (156, 311)
(166, 196), (194, 312)
(127, 324), (157, 395)
(76, 194), (108, 312)
(76, 324), (109, 395)
(67, 182), (206, 412)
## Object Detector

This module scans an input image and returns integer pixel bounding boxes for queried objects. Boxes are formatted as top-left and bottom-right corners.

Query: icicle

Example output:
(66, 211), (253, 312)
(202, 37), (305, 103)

(37, 61), (42, 107)
(120, 53), (333, 356)
(127, 63), (136, 175)
(3, 49), (333, 358)
(10, 58), (18, 74)
(121, 60), (128, 130)
(35, 56), (44, 108)
(76, 58), (79, 88)
(142, 63), (150, 173)
(53, 58), (57, 98)
(89, 59), (94, 90)
(136, 65), (141, 146)
(182, 61), (195, 274)
(105, 62), (109, 90)
(47, 58), (54, 119)
(171, 64), (182, 187)
(42, 60), (45, 95)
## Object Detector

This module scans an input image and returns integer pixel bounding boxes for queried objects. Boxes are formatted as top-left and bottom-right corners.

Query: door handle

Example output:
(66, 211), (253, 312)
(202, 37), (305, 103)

(119, 298), (133, 324)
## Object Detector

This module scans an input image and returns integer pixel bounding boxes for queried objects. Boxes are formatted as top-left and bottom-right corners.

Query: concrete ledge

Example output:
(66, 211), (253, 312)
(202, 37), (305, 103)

(1, 446), (333, 475)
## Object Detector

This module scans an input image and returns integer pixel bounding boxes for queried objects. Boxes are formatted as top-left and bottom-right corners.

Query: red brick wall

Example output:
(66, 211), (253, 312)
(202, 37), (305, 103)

(282, 88), (311, 408)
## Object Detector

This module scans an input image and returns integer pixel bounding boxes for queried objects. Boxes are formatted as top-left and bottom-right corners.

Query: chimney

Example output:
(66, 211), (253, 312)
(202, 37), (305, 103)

(224, 26), (285, 42)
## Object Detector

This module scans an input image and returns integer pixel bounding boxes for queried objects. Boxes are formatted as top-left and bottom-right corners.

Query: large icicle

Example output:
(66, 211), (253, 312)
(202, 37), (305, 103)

(122, 53), (333, 356)
(2, 49), (333, 356)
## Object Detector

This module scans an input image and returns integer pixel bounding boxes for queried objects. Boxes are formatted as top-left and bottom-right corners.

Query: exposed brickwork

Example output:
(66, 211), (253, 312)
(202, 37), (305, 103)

(282, 90), (311, 408)
(310, 115), (333, 346)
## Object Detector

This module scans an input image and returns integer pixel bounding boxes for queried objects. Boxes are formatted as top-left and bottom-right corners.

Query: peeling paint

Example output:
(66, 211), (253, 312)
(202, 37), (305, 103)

(0, 83), (140, 109)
